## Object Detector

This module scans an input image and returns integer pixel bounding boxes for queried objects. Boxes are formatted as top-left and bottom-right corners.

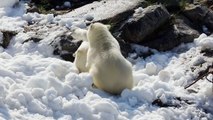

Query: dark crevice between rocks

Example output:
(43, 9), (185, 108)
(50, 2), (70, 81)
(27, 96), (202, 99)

(0, 31), (17, 49)
(182, 4), (213, 34)
(22, 37), (42, 44)
(202, 49), (213, 57)
(152, 97), (195, 108)
(117, 38), (133, 58)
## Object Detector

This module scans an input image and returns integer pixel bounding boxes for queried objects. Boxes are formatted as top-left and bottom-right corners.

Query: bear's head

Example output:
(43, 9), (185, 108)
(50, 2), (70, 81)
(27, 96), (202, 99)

(70, 28), (88, 41)
(87, 22), (111, 42)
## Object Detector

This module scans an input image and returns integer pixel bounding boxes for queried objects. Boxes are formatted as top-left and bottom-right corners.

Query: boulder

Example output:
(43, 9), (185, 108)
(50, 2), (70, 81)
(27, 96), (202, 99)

(62, 0), (147, 26)
(183, 4), (213, 31)
(143, 15), (200, 51)
(175, 16), (200, 43)
(120, 5), (171, 43)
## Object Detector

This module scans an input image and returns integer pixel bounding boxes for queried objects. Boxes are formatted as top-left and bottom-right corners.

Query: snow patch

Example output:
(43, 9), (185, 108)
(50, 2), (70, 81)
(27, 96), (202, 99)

(0, 0), (19, 8)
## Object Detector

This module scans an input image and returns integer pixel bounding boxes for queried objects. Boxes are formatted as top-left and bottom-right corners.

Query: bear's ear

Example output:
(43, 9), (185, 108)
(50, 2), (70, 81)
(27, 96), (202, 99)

(89, 23), (94, 30)
(105, 24), (111, 30)
(73, 52), (76, 57)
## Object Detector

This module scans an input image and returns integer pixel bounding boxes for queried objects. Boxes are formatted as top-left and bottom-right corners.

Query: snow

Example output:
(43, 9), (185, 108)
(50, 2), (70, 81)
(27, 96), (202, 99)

(195, 33), (213, 50)
(0, 1), (213, 120)
(145, 62), (158, 75)
(134, 7), (144, 17)
(61, 0), (142, 22)
(0, 0), (18, 8)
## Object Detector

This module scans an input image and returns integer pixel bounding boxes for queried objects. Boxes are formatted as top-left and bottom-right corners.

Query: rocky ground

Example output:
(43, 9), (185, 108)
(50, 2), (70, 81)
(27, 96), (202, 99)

(20, 0), (213, 60)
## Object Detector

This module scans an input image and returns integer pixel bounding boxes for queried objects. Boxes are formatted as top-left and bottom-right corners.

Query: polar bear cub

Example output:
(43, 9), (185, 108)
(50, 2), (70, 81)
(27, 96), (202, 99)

(71, 28), (88, 41)
(71, 27), (89, 73)
(86, 22), (133, 94)
(73, 41), (89, 73)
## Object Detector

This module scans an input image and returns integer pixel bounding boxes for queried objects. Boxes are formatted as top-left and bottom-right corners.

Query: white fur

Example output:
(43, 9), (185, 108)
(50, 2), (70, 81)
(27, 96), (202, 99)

(73, 41), (89, 73)
(87, 23), (133, 94)
(71, 28), (88, 41)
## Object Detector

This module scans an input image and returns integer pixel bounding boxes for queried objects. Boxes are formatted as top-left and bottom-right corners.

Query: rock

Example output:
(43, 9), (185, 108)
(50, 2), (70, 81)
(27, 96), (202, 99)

(153, 0), (181, 12)
(0, 30), (17, 48)
(62, 0), (147, 27)
(183, 4), (213, 31)
(23, 37), (42, 43)
(207, 0), (213, 6)
(52, 35), (82, 62)
(24, 24), (82, 62)
(120, 5), (171, 43)
(146, 0), (194, 13)
(142, 25), (179, 51)
(143, 15), (200, 51)
(27, 5), (40, 13)
(117, 39), (132, 58)
(175, 15), (200, 43)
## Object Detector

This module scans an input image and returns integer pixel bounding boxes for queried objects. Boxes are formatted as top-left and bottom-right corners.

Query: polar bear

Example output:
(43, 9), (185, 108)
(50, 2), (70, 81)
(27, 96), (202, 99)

(71, 28), (88, 41)
(71, 28), (89, 73)
(73, 41), (89, 73)
(86, 22), (133, 94)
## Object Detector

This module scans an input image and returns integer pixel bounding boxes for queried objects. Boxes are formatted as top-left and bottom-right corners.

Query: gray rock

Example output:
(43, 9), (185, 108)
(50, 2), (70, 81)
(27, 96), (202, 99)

(143, 15), (200, 51)
(62, 0), (147, 25)
(27, 5), (40, 13)
(117, 39), (132, 58)
(0, 30), (17, 48)
(183, 4), (213, 31)
(52, 35), (82, 62)
(120, 5), (171, 43)
(175, 15), (200, 43)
